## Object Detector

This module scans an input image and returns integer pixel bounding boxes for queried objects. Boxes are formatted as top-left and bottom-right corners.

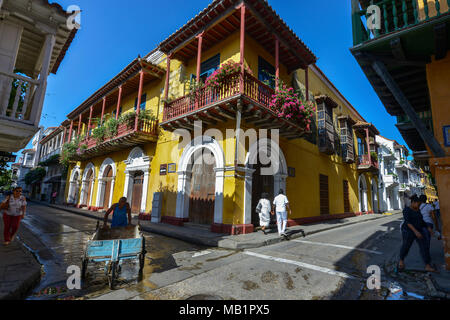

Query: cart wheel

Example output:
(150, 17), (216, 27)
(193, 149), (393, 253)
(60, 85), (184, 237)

(108, 262), (117, 290)
(81, 258), (88, 280)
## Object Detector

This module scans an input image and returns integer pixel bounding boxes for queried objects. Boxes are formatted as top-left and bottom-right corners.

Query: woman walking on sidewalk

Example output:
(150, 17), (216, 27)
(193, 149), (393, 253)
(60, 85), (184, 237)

(256, 193), (272, 235)
(1, 187), (27, 245)
(398, 195), (436, 272)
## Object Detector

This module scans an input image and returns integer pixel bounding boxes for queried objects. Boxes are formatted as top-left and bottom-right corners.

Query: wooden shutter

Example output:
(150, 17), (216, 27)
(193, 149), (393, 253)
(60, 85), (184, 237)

(343, 180), (350, 213)
(318, 102), (335, 155)
(319, 174), (329, 215)
(339, 117), (355, 163)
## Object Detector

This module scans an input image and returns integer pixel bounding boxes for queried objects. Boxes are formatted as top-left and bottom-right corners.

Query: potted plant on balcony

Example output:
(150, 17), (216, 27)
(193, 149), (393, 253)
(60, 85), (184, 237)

(92, 126), (106, 145)
(268, 81), (315, 132)
(104, 117), (119, 139)
(119, 110), (156, 129)
(204, 60), (252, 91)
(60, 137), (81, 168)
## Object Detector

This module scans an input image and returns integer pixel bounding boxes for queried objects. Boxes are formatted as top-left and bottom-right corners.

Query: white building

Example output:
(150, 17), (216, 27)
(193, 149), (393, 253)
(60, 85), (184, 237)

(0, 0), (77, 152)
(10, 126), (44, 195)
(377, 136), (425, 212)
(37, 126), (65, 202)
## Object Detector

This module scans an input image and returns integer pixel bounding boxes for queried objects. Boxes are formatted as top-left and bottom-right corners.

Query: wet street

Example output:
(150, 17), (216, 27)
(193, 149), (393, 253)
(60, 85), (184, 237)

(16, 202), (442, 300)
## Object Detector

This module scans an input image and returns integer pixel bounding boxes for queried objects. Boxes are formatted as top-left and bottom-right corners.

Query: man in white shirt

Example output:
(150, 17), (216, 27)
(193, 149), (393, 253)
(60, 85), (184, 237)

(419, 195), (437, 248)
(272, 189), (291, 237)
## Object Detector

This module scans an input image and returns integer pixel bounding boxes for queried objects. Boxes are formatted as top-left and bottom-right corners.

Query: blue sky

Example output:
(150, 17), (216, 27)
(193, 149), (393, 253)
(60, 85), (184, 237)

(24, 0), (408, 153)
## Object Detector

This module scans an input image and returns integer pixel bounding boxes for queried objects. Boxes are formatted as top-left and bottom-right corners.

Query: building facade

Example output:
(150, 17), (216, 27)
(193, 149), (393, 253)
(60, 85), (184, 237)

(351, 0), (450, 268)
(37, 126), (66, 203)
(62, 0), (381, 235)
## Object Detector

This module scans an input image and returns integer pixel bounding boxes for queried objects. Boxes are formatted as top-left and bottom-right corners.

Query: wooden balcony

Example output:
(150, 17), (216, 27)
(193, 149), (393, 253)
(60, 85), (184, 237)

(72, 118), (158, 161)
(161, 71), (307, 139)
(357, 154), (379, 172)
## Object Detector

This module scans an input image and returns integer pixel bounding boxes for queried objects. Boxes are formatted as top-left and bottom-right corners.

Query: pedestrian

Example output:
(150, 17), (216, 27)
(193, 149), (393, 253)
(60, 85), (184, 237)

(256, 192), (272, 235)
(272, 189), (291, 238)
(398, 195), (436, 272)
(1, 187), (27, 245)
(103, 197), (132, 229)
(51, 191), (58, 204)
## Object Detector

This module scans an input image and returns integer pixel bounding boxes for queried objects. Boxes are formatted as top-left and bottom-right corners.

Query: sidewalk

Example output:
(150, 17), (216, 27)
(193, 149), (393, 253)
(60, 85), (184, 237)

(36, 201), (400, 249)
(0, 216), (42, 300)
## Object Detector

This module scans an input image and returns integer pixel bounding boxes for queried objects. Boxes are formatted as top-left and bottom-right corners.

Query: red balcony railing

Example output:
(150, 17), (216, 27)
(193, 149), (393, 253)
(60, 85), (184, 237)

(163, 71), (275, 122)
(357, 154), (379, 169)
(75, 118), (158, 160)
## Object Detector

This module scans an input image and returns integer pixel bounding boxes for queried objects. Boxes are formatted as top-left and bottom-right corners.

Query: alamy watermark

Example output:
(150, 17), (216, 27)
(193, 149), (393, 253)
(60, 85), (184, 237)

(366, 5), (381, 31)
(66, 5), (82, 30)
(169, 121), (281, 176)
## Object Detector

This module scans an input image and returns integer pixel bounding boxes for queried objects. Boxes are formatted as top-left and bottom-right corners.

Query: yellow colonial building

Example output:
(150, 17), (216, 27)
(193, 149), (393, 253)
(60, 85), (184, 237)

(63, 0), (381, 234)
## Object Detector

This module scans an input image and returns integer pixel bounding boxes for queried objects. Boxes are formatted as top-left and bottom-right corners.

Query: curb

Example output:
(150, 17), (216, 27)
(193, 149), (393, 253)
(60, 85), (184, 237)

(0, 243), (42, 300)
(34, 201), (400, 250)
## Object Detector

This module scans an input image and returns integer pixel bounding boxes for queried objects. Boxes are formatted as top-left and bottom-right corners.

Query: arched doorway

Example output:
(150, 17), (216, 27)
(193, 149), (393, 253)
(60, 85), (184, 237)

(102, 165), (113, 209)
(188, 149), (216, 225)
(80, 163), (95, 207)
(131, 171), (144, 214)
(96, 158), (116, 211)
(251, 162), (275, 227)
(67, 167), (80, 204)
(244, 138), (288, 228)
(358, 175), (368, 213)
(176, 135), (225, 226)
(124, 147), (151, 215)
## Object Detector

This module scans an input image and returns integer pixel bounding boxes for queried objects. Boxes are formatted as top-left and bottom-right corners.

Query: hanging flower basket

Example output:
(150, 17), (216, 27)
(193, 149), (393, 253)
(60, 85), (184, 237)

(269, 83), (315, 132)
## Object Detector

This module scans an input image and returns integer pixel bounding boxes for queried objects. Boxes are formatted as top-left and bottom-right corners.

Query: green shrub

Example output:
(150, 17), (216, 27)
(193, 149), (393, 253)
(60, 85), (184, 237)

(92, 126), (106, 145)
(104, 117), (119, 138)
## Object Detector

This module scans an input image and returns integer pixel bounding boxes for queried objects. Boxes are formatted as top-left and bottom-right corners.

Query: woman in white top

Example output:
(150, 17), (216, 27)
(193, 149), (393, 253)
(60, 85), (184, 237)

(256, 193), (272, 234)
(1, 187), (27, 245)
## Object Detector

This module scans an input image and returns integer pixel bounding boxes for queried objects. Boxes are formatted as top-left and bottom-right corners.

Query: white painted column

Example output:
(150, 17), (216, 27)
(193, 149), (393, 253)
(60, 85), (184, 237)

(88, 179), (95, 207)
(30, 34), (56, 126)
(109, 178), (115, 208)
(213, 168), (225, 224)
(123, 172), (131, 199)
(141, 170), (150, 213)
(95, 179), (104, 208)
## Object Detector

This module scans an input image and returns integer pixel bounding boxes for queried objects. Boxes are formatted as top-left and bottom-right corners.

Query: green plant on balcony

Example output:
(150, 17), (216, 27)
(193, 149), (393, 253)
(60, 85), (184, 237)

(268, 81), (315, 132)
(204, 60), (252, 91)
(92, 126), (106, 145)
(119, 110), (156, 129)
(370, 152), (378, 162)
(60, 137), (81, 168)
(399, 160), (405, 165)
(104, 117), (119, 138)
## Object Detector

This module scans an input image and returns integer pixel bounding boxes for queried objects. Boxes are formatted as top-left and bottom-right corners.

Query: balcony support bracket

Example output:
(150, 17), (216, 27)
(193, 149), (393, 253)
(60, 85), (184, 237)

(371, 60), (445, 157)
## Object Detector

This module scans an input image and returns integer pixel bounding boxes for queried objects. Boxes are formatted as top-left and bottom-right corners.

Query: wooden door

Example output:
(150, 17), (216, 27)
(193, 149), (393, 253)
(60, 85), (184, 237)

(343, 180), (350, 213)
(103, 166), (113, 209)
(251, 163), (274, 227)
(131, 171), (144, 214)
(189, 150), (215, 225)
(320, 174), (329, 215)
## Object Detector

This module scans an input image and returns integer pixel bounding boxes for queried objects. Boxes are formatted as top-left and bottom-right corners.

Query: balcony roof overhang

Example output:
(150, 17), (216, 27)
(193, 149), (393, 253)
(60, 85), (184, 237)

(40, 126), (62, 144)
(157, 0), (316, 71)
(1, 0), (78, 77)
(353, 120), (380, 136)
(66, 58), (165, 121)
